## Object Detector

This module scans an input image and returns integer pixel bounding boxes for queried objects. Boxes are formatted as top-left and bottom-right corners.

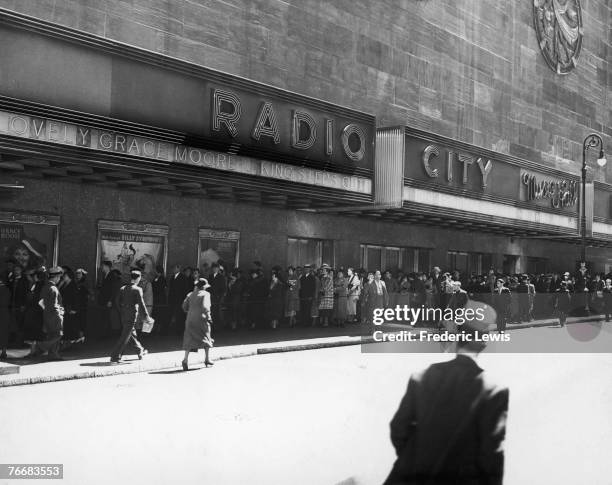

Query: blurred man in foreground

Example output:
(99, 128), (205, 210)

(385, 319), (509, 485)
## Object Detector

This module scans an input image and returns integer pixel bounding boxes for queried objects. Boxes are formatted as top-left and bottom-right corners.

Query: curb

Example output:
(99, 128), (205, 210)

(497, 315), (605, 330)
(257, 336), (369, 354)
(0, 337), (373, 388)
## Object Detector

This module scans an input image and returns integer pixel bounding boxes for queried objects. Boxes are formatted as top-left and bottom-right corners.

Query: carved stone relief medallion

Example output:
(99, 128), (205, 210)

(533, 0), (583, 74)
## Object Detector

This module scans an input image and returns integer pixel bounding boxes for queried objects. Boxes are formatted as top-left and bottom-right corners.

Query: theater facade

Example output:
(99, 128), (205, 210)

(0, 3), (610, 281)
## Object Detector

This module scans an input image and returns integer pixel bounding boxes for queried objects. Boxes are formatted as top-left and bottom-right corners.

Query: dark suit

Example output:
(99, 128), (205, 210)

(151, 274), (168, 332)
(97, 271), (122, 336)
(110, 284), (148, 360)
(167, 272), (189, 334)
(385, 355), (509, 485)
(493, 287), (511, 332)
(208, 271), (227, 327)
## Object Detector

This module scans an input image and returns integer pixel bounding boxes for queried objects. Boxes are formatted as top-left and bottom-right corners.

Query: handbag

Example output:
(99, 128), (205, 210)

(141, 316), (155, 333)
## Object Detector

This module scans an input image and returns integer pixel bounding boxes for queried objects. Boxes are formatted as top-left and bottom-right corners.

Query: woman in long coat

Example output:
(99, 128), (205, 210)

(346, 267), (361, 323)
(181, 278), (214, 371)
(318, 266), (334, 327)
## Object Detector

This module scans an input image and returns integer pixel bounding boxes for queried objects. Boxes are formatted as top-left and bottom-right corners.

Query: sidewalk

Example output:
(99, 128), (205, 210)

(0, 324), (370, 387)
(0, 314), (606, 387)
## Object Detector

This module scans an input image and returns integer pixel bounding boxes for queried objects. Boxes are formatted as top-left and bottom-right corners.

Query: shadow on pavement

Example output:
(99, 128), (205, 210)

(148, 368), (200, 375)
(3, 325), (367, 367)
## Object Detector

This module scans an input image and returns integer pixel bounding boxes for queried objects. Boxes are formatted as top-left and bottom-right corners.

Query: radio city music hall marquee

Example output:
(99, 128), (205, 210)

(418, 142), (577, 209)
(421, 144), (493, 188)
(0, 110), (371, 194)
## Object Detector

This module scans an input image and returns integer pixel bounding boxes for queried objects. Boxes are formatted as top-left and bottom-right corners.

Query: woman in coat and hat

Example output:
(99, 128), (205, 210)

(181, 278), (214, 371)
(318, 265), (334, 327)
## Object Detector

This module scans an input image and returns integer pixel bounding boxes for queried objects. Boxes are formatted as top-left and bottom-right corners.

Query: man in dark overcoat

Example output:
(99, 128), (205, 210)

(167, 264), (189, 335)
(385, 321), (509, 485)
(208, 262), (227, 328)
(298, 264), (316, 326)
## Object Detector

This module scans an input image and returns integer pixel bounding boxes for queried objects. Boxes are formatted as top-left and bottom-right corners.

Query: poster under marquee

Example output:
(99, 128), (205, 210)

(97, 220), (168, 284)
(198, 228), (240, 271)
(0, 211), (59, 274)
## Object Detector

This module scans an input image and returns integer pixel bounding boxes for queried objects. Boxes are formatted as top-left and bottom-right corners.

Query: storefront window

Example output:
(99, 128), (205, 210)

(526, 257), (548, 274)
(448, 251), (493, 276)
(361, 245), (429, 273)
(503, 254), (519, 275)
(97, 220), (168, 284)
(287, 237), (334, 268)
(0, 211), (59, 273)
(418, 249), (431, 273)
(198, 228), (240, 272)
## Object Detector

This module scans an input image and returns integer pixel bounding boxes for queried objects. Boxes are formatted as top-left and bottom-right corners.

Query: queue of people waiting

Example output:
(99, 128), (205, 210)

(93, 261), (612, 335)
(3, 258), (612, 360)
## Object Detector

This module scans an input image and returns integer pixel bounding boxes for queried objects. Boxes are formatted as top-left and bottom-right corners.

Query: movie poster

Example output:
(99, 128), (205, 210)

(0, 214), (59, 274)
(97, 221), (167, 283)
(198, 229), (240, 271)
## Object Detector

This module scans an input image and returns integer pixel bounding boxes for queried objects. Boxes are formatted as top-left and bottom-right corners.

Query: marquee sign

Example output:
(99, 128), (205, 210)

(401, 129), (579, 215)
(0, 18), (375, 174)
(521, 170), (578, 208)
(0, 110), (372, 195)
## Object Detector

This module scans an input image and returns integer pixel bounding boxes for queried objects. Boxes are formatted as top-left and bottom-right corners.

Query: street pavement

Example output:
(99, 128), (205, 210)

(1, 315), (608, 387)
(1, 325), (612, 485)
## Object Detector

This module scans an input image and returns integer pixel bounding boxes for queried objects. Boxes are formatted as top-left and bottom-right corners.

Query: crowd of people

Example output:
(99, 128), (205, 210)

(3, 256), (612, 360)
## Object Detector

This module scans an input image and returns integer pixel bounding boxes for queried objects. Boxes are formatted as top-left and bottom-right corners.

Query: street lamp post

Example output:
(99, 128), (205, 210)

(581, 133), (607, 265)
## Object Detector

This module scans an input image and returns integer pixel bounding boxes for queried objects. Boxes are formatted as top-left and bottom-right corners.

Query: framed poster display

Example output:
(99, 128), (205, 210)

(197, 228), (240, 271)
(0, 210), (60, 274)
(96, 220), (168, 284)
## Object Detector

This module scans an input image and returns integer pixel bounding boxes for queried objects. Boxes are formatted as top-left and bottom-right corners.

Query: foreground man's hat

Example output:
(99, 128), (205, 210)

(48, 266), (64, 276)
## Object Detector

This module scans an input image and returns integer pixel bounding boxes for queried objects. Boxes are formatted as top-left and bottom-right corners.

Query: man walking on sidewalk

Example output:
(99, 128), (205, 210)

(29, 267), (65, 361)
(110, 269), (151, 363)
(384, 320), (509, 485)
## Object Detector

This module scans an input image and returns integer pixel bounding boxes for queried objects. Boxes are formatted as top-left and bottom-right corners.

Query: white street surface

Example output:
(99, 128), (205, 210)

(2, 325), (612, 485)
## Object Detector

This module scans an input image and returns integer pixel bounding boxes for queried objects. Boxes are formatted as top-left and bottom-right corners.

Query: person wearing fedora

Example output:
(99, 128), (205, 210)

(109, 268), (151, 363)
(384, 319), (509, 485)
(28, 266), (65, 361)
(181, 278), (214, 370)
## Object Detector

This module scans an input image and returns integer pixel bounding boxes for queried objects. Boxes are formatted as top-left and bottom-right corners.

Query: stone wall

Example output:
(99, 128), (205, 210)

(0, 0), (610, 180)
